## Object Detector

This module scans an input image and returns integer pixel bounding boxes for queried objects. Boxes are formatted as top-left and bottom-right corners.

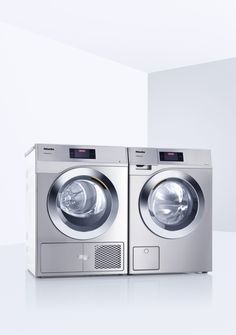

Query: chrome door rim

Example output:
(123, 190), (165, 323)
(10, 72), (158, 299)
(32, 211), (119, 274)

(139, 170), (204, 239)
(48, 168), (119, 240)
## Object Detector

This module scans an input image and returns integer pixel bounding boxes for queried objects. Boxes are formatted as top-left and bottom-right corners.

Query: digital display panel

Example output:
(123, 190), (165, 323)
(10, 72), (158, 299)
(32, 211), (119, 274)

(69, 148), (96, 159)
(159, 151), (184, 162)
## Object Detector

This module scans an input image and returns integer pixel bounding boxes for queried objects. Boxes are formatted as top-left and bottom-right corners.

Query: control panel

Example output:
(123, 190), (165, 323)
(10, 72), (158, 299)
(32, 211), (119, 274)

(34, 144), (128, 164)
(128, 147), (211, 166)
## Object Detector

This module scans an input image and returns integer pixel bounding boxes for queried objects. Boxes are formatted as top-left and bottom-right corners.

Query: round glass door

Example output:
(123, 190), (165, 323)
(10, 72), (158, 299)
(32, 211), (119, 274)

(148, 178), (198, 231)
(139, 170), (204, 239)
(48, 168), (119, 240)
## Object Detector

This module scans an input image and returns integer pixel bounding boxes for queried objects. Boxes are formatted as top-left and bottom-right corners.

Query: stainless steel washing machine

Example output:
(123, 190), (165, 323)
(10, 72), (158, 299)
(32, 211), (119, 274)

(128, 147), (212, 274)
(25, 144), (128, 277)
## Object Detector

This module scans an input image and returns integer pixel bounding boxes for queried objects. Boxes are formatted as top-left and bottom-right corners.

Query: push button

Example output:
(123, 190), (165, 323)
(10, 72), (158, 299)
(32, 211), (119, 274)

(133, 246), (160, 271)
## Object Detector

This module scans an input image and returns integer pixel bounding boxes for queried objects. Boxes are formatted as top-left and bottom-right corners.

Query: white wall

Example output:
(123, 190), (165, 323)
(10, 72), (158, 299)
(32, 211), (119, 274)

(1, 1), (236, 72)
(148, 58), (236, 231)
(0, 22), (148, 244)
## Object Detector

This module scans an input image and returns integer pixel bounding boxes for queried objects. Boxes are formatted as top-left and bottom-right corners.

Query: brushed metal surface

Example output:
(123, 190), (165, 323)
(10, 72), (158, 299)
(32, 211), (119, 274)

(35, 143), (128, 165)
(128, 147), (212, 274)
(40, 242), (124, 274)
(133, 247), (160, 270)
(26, 144), (128, 277)
(41, 243), (83, 273)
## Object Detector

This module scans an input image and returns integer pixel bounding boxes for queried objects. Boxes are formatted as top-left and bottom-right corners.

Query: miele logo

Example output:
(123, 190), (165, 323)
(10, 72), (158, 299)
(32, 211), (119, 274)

(78, 254), (89, 261)
(43, 147), (55, 151)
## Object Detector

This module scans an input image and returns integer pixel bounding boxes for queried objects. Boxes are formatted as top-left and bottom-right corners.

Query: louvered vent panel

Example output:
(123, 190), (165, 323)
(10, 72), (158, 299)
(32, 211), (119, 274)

(95, 244), (122, 270)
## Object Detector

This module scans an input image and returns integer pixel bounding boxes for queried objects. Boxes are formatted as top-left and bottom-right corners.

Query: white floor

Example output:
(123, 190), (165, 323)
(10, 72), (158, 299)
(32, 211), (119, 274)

(0, 232), (235, 334)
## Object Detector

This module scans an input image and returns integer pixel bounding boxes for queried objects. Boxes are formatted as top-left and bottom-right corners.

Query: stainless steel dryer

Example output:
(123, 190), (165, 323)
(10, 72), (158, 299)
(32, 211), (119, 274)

(26, 144), (128, 277)
(128, 148), (212, 274)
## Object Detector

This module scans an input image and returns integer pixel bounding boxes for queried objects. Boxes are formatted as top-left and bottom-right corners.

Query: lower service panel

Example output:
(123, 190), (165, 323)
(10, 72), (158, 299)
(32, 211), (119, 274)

(41, 242), (124, 274)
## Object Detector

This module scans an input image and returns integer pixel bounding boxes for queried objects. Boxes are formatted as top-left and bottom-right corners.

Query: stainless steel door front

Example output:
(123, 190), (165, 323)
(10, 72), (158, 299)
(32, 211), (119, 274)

(48, 168), (119, 240)
(139, 170), (204, 239)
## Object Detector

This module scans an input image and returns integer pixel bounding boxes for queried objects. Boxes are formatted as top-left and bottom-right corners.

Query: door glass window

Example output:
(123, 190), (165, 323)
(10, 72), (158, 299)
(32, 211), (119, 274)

(148, 178), (198, 231)
(59, 180), (106, 218)
(55, 177), (112, 232)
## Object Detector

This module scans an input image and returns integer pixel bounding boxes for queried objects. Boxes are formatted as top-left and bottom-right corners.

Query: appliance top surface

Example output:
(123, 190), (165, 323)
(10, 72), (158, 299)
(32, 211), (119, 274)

(128, 147), (211, 167)
(31, 144), (128, 165)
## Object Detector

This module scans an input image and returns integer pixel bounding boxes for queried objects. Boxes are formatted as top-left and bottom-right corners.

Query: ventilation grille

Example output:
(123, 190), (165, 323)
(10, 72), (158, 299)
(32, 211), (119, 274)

(95, 244), (122, 270)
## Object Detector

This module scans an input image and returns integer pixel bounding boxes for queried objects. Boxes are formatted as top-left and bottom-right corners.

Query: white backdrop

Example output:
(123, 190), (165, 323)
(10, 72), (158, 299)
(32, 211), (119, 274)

(148, 58), (236, 231)
(0, 22), (148, 244)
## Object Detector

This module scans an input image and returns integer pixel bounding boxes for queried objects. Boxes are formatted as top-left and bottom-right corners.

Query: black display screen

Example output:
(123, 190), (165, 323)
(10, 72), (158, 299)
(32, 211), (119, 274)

(159, 151), (184, 162)
(69, 148), (96, 159)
